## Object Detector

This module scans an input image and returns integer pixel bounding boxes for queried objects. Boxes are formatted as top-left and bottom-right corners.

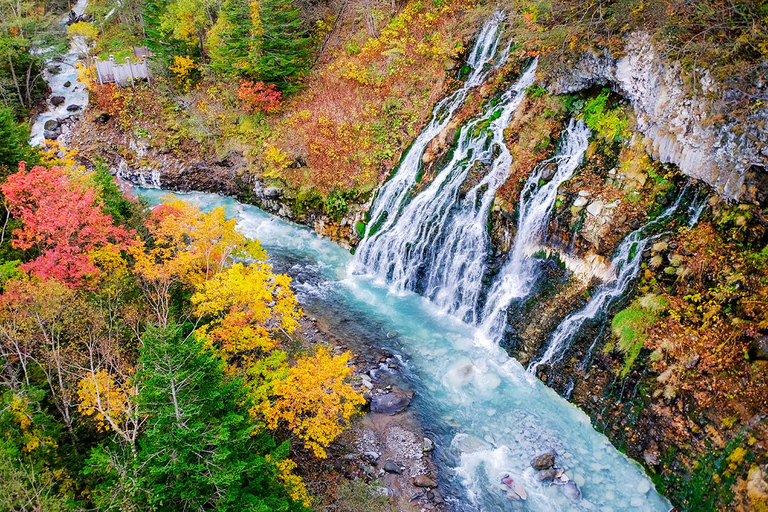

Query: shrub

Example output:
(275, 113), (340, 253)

(238, 80), (283, 113)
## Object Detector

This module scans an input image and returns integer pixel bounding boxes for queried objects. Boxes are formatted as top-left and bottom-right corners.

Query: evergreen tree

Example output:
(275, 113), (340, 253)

(87, 325), (306, 511)
(256, 0), (311, 92)
(207, 0), (256, 77)
(0, 107), (36, 173)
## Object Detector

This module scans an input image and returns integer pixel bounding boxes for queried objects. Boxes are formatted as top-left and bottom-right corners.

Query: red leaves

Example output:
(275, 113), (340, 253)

(237, 80), (282, 113)
(1, 163), (133, 287)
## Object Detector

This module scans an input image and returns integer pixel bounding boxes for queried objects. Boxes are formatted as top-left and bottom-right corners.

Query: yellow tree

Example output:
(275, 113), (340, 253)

(129, 196), (261, 325)
(256, 347), (365, 458)
(191, 261), (301, 363)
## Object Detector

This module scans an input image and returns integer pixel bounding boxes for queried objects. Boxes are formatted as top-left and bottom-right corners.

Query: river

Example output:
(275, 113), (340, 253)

(136, 188), (671, 512)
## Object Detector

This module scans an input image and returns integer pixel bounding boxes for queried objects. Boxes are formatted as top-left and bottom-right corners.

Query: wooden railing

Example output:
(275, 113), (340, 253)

(94, 53), (152, 86)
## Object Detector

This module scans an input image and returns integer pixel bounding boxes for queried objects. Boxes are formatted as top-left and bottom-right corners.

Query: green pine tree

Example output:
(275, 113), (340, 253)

(256, 0), (311, 92)
(86, 325), (307, 511)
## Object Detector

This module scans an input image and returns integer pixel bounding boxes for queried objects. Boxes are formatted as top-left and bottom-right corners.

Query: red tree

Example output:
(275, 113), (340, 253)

(1, 163), (133, 286)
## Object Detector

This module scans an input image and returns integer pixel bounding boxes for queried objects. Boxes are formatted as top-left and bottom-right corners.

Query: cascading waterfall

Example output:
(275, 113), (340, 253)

(353, 62), (537, 322)
(478, 119), (591, 340)
(527, 189), (690, 374)
(356, 11), (509, 247)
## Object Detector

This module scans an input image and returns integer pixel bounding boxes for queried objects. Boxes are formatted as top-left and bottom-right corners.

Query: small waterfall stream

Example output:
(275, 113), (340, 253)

(356, 12), (509, 252)
(353, 62), (537, 322)
(478, 119), (590, 340)
(29, 0), (90, 145)
(528, 189), (690, 374)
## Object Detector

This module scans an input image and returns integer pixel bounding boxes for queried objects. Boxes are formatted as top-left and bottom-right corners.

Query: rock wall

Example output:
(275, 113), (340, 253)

(544, 32), (768, 202)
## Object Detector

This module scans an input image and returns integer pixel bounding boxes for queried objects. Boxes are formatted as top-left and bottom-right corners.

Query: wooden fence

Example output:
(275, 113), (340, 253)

(94, 55), (151, 86)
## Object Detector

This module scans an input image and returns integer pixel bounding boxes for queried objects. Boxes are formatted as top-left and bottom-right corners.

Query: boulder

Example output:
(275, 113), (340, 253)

(586, 200), (604, 217)
(536, 468), (557, 481)
(383, 461), (402, 474)
(423, 437), (434, 452)
(63, 81), (72, 88)
(50, 96), (65, 106)
(749, 336), (768, 361)
(44, 119), (60, 131)
(411, 475), (438, 488)
(263, 186), (282, 198)
(43, 129), (61, 140)
(66, 104), (81, 112)
(371, 391), (413, 415)
(530, 450), (557, 470)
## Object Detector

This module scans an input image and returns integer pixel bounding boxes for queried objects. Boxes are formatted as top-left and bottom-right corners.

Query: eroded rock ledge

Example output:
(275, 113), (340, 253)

(542, 32), (768, 202)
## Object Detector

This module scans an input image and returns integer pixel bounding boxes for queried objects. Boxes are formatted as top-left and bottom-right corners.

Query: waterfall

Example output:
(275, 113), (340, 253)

(355, 12), (509, 247)
(478, 119), (590, 339)
(353, 62), (537, 322)
(527, 189), (689, 374)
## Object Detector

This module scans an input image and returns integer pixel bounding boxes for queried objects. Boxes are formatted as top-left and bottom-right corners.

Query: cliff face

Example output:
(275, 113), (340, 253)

(543, 32), (768, 203)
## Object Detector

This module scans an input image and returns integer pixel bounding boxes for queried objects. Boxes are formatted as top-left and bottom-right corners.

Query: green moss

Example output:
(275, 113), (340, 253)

(580, 92), (628, 142)
(611, 294), (669, 376)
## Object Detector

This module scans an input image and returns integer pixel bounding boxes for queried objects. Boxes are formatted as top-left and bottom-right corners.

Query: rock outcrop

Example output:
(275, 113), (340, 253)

(544, 32), (768, 202)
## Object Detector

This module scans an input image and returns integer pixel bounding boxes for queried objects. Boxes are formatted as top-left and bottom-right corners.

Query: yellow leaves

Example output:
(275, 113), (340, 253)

(77, 369), (134, 432)
(257, 347), (365, 458)
(169, 55), (198, 90)
(75, 62), (95, 88)
(192, 262), (301, 362)
(263, 144), (291, 179)
(129, 196), (263, 323)
(67, 21), (99, 40)
(10, 393), (32, 430)
(267, 455), (311, 507)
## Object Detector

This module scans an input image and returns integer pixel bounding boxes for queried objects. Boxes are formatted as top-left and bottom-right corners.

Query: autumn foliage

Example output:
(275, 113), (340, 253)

(1, 163), (132, 287)
(238, 79), (283, 113)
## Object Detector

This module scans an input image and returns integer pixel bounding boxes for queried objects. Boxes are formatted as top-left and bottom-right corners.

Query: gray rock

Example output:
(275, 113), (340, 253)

(63, 81), (71, 87)
(531, 450), (557, 470)
(66, 104), (81, 112)
(371, 391), (413, 415)
(573, 197), (589, 208)
(536, 469), (558, 481)
(44, 119), (59, 131)
(423, 437), (434, 452)
(263, 186), (282, 198)
(412, 475), (438, 488)
(362, 451), (380, 463)
(586, 200), (604, 217)
(561, 481), (581, 500)
(50, 96), (65, 106)
(750, 337), (768, 360)
(383, 461), (402, 474)
(43, 129), (60, 140)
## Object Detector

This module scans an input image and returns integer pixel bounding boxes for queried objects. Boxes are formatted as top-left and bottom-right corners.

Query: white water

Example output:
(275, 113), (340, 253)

(478, 119), (590, 340)
(353, 62), (537, 323)
(528, 190), (689, 374)
(137, 188), (671, 512)
(356, 12), (509, 245)
(29, 0), (90, 145)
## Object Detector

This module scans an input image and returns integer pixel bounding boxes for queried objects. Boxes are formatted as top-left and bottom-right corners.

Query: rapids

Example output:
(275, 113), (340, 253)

(138, 188), (671, 512)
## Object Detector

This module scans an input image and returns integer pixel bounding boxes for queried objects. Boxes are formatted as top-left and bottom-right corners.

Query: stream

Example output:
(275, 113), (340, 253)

(137, 188), (671, 512)
(29, 0), (90, 145)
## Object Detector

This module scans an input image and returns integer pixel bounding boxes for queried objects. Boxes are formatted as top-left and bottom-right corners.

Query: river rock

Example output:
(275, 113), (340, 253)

(66, 104), (81, 112)
(371, 391), (413, 415)
(63, 81), (71, 87)
(636, 479), (651, 494)
(412, 475), (438, 488)
(383, 461), (402, 474)
(44, 119), (60, 131)
(531, 450), (557, 470)
(573, 197), (589, 207)
(561, 481), (581, 500)
(423, 437), (434, 452)
(50, 95), (65, 106)
(536, 468), (557, 481)
(43, 129), (61, 140)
